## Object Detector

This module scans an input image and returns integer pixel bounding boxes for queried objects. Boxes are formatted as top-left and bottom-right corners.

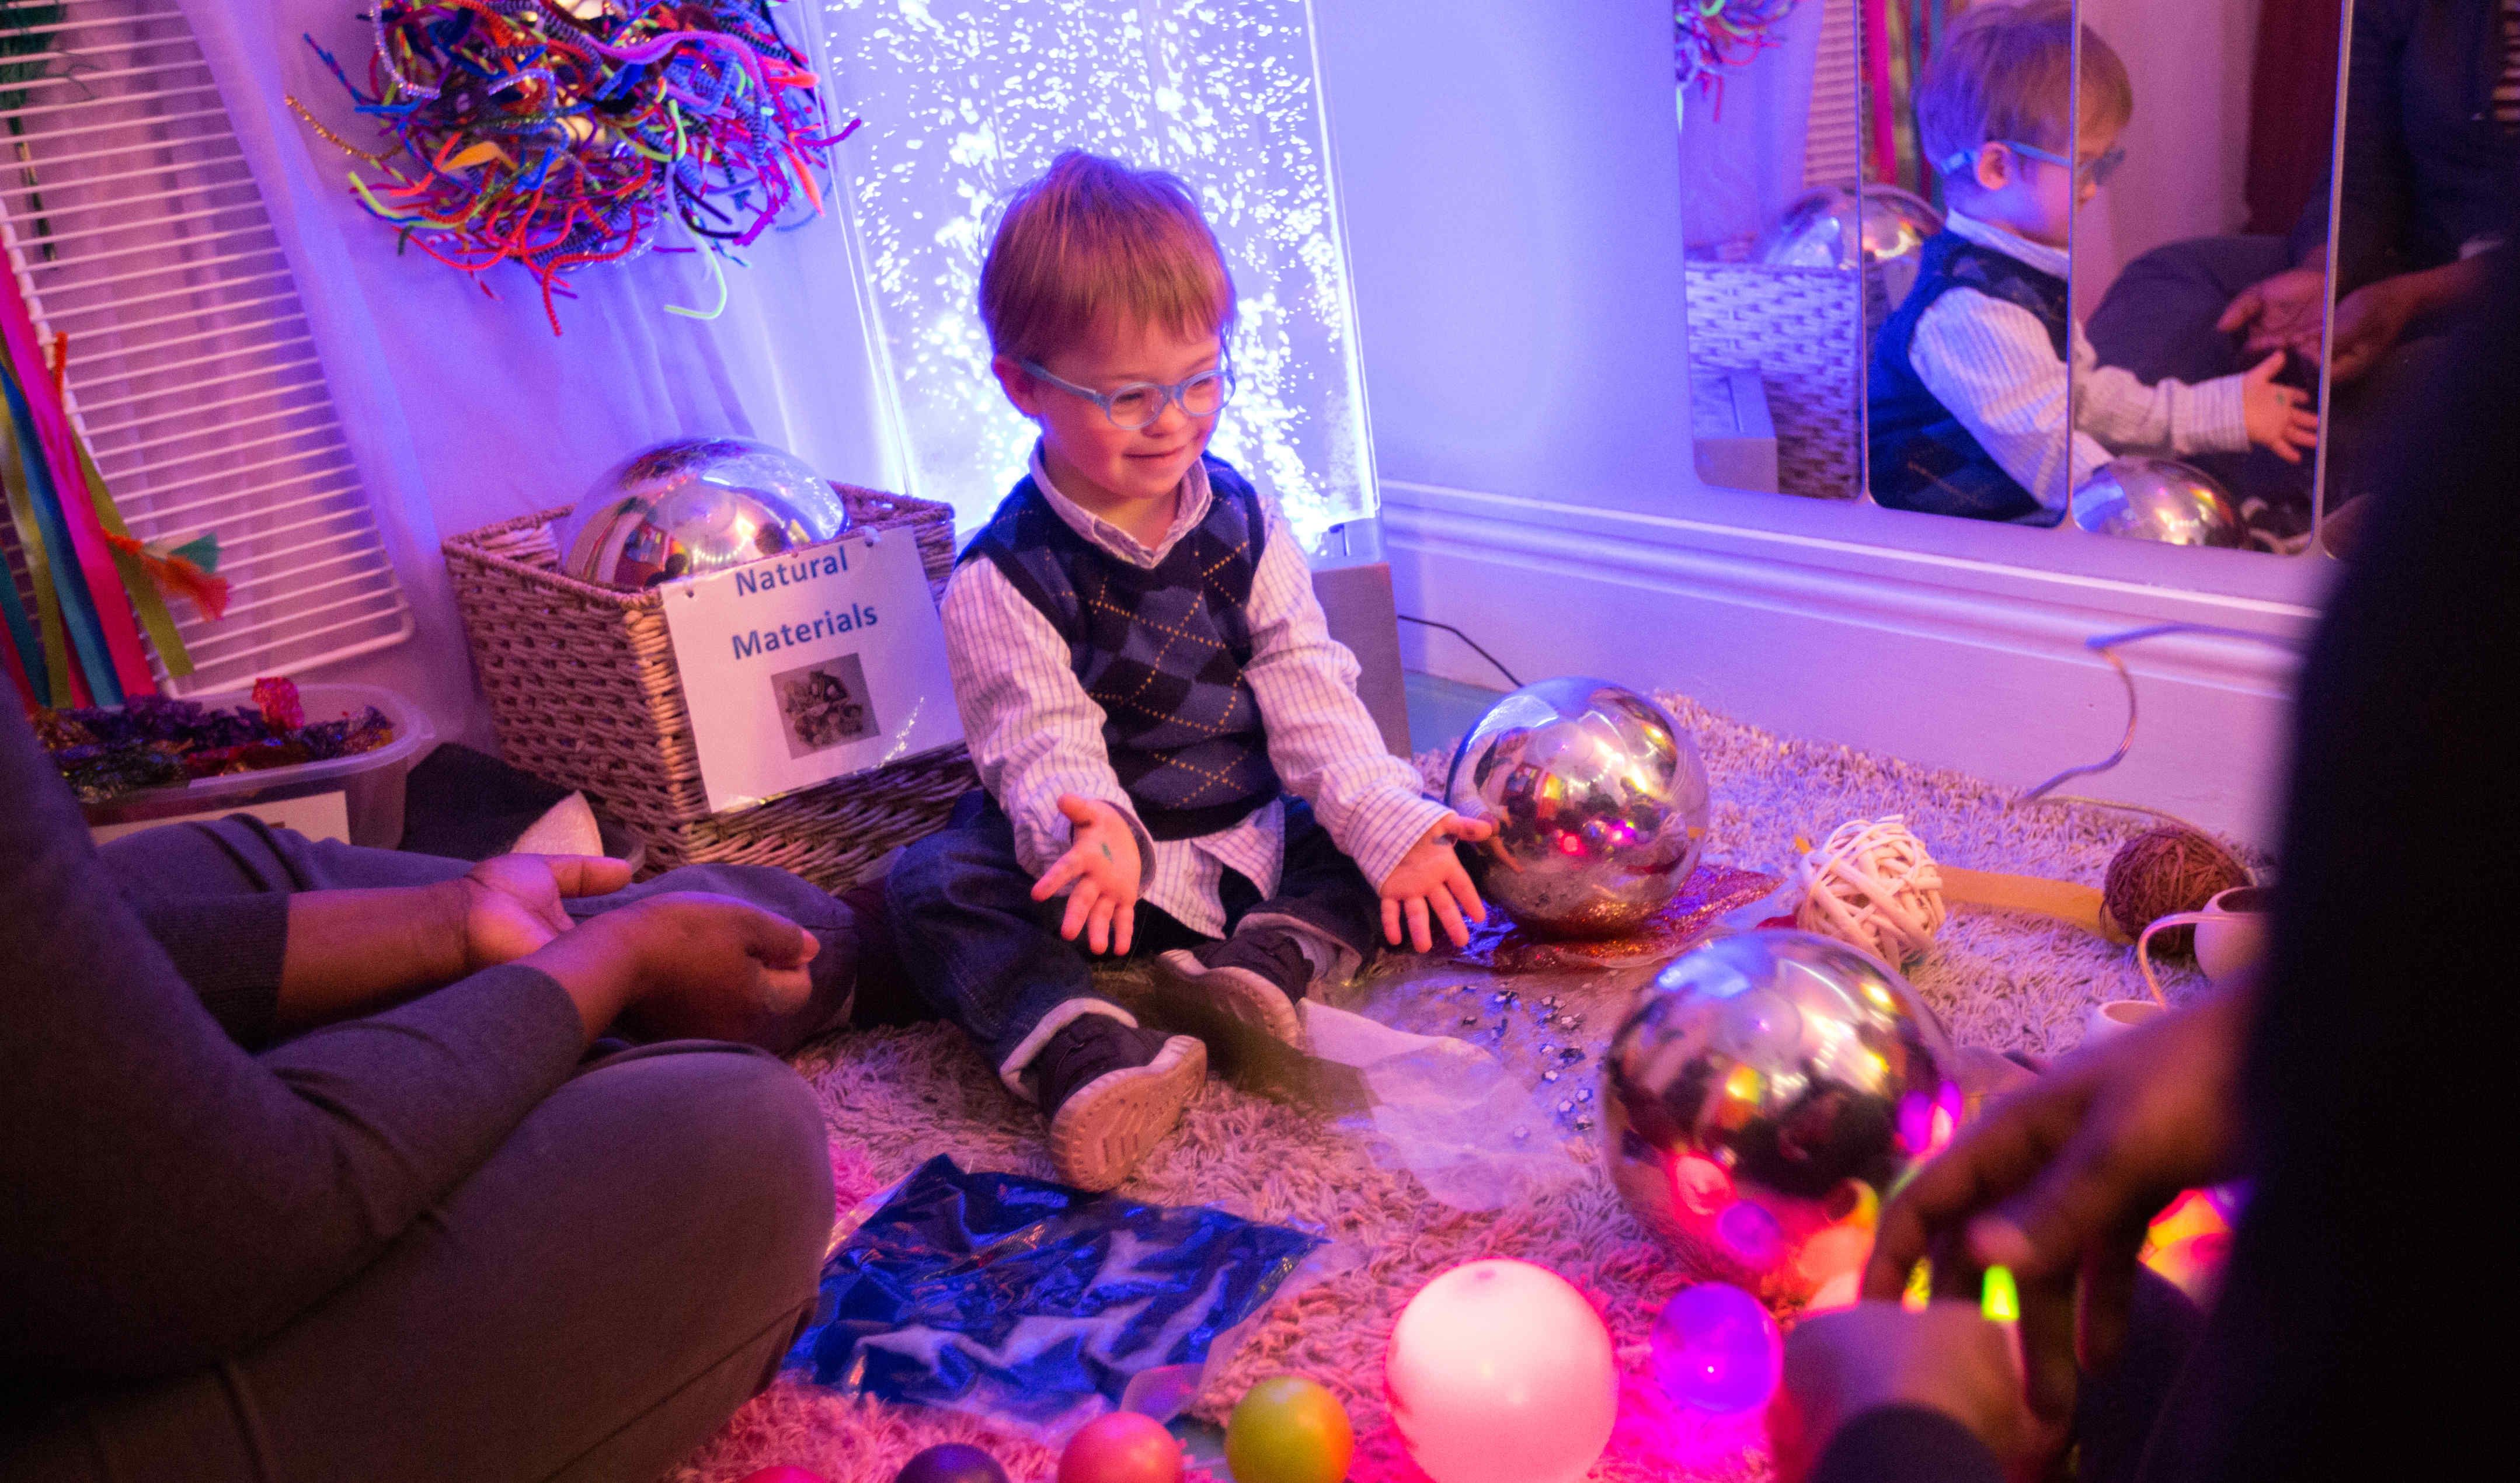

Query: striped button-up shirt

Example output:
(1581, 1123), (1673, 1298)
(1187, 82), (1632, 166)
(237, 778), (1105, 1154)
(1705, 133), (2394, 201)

(1910, 212), (2253, 508)
(941, 447), (1452, 939)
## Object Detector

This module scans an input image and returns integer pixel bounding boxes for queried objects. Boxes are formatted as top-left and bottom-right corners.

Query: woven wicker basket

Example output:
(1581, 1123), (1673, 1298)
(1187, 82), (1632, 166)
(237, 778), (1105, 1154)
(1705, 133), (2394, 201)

(442, 487), (977, 892)
(1684, 260), (1864, 500)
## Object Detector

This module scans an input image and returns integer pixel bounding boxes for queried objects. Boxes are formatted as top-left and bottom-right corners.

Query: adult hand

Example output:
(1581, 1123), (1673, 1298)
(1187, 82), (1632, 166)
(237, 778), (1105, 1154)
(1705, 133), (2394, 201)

(2239, 351), (2320, 465)
(1031, 793), (1142, 956)
(2328, 276), (2419, 384)
(2216, 264), (2328, 358)
(454, 853), (634, 970)
(1860, 987), (2253, 1429)
(1770, 1301), (2051, 1483)
(1378, 813), (1496, 951)
(527, 891), (819, 1043)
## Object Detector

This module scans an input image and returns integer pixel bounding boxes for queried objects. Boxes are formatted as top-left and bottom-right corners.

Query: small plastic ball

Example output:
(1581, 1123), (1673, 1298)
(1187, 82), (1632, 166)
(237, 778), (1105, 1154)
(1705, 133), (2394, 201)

(1224, 1376), (1355, 1483)
(1056, 1412), (1182, 1483)
(894, 1443), (1010, 1483)
(1649, 1282), (1783, 1414)
(737, 1470), (834, 1483)
(1386, 1259), (1618, 1483)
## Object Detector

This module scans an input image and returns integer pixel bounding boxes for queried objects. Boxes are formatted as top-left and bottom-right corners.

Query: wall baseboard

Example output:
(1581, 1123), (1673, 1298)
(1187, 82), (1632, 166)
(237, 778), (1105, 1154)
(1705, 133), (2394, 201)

(1381, 479), (2324, 846)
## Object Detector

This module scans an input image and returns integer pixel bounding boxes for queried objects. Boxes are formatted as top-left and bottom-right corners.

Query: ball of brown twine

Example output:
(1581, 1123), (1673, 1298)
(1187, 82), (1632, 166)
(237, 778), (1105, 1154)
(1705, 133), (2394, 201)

(2103, 827), (2251, 955)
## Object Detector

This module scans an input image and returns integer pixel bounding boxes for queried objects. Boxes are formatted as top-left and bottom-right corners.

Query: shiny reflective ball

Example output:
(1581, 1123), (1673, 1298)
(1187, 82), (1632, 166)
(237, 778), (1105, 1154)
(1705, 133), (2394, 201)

(554, 436), (850, 589)
(1756, 184), (1944, 321)
(1603, 931), (1955, 1283)
(2070, 457), (2244, 548)
(1444, 678), (1711, 939)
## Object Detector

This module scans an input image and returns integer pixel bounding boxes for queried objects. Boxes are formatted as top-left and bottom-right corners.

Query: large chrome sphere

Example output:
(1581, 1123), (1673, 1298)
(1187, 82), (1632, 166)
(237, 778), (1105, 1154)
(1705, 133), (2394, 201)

(2070, 457), (2243, 548)
(1603, 931), (1955, 1280)
(1756, 183), (1943, 320)
(1443, 678), (1711, 939)
(554, 436), (850, 589)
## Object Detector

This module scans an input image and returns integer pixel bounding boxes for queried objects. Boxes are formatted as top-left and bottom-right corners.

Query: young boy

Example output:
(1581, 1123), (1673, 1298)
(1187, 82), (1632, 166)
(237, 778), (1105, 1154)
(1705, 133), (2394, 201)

(1867, 1), (2319, 524)
(887, 151), (1495, 1190)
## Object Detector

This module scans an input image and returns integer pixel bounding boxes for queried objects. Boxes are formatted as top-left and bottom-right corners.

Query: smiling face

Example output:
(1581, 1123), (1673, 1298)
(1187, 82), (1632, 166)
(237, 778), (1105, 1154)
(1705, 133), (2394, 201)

(993, 315), (1224, 530)
(1960, 114), (2122, 248)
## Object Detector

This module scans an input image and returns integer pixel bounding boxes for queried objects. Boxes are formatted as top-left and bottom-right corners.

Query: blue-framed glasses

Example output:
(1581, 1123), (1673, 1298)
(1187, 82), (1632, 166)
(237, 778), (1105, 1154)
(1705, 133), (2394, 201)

(1940, 139), (2128, 187)
(1019, 358), (1236, 431)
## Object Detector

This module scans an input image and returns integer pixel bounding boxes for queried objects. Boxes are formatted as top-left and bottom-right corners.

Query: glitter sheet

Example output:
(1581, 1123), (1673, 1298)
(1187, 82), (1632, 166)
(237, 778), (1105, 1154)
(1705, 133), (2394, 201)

(1456, 864), (1784, 973)
(799, 0), (1373, 542)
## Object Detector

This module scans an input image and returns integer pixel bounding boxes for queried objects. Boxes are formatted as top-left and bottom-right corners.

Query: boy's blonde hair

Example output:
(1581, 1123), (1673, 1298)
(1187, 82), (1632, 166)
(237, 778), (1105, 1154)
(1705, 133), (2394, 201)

(1916, 0), (2131, 191)
(978, 151), (1235, 364)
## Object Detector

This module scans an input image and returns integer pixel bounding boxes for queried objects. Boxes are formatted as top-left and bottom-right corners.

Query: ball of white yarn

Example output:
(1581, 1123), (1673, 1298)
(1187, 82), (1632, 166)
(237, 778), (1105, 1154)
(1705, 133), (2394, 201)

(1794, 815), (1947, 963)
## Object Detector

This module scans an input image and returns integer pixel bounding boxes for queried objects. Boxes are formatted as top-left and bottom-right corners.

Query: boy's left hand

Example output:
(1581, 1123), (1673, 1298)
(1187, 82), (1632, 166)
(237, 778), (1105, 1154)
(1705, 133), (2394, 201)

(2240, 351), (2320, 464)
(1380, 813), (1497, 952)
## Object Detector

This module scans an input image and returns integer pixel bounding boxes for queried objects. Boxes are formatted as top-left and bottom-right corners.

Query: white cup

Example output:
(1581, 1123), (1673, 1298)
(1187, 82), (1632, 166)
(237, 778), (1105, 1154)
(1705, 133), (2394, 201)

(2191, 885), (2272, 988)
(2083, 998), (2164, 1047)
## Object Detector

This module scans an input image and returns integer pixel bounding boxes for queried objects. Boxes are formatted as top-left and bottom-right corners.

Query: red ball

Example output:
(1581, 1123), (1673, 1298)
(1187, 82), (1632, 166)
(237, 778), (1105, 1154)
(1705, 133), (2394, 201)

(1057, 1412), (1182, 1483)
(737, 1470), (834, 1483)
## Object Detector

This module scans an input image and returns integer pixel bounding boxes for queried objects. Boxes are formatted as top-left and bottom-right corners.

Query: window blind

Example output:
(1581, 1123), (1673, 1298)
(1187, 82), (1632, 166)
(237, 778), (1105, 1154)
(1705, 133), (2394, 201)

(1, 0), (408, 695)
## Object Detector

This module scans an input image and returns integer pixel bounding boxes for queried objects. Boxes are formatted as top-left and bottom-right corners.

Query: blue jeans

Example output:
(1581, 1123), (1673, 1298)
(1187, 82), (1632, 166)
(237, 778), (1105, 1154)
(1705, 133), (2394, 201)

(885, 791), (1381, 1073)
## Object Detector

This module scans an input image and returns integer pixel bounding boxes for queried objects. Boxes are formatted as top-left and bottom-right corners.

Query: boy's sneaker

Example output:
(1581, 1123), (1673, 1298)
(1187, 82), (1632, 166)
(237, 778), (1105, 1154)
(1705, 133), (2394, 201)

(1156, 927), (1311, 1050)
(1036, 1015), (1206, 1192)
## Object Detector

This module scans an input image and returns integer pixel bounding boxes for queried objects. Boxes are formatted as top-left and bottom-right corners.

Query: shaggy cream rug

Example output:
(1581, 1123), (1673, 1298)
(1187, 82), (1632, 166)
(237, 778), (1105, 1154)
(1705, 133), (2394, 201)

(669, 693), (2234, 1483)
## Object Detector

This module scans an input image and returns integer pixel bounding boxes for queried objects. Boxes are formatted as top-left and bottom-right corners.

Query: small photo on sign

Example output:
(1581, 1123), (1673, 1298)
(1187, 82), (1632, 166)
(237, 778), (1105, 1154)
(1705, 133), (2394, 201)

(773, 655), (879, 758)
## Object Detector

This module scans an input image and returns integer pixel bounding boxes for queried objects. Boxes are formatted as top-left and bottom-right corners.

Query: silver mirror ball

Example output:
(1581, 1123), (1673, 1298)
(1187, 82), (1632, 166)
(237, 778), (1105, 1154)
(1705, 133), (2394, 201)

(554, 436), (851, 589)
(1602, 931), (1955, 1272)
(1443, 678), (1713, 938)
(2070, 456), (2244, 548)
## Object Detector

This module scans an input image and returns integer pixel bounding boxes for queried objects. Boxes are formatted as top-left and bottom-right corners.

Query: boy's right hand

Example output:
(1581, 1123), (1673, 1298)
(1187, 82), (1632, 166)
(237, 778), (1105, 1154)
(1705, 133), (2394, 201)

(2241, 351), (2320, 464)
(1031, 793), (1142, 956)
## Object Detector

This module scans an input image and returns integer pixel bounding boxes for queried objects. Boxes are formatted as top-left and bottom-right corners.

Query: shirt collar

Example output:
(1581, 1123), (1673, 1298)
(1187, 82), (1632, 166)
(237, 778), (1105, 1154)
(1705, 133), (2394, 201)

(1944, 210), (2071, 280)
(1026, 443), (1211, 568)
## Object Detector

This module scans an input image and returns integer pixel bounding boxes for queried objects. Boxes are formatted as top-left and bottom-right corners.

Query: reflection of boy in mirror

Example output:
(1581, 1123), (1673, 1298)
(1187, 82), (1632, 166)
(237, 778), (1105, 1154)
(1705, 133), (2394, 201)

(1867, 1), (2319, 525)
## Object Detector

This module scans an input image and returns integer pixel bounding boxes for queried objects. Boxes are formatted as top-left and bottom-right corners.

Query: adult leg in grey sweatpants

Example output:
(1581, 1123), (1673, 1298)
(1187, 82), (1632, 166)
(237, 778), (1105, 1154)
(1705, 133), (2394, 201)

(0, 819), (844, 1483)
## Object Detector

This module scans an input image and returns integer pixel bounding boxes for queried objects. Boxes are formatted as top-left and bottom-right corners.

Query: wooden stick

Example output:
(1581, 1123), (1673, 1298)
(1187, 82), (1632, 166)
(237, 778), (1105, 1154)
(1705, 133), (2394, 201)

(1940, 866), (2130, 944)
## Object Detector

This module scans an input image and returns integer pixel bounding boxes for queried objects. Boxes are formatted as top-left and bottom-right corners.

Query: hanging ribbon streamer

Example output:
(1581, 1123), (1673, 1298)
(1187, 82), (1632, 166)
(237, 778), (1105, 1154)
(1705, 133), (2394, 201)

(0, 392), (71, 707)
(0, 357), (116, 706)
(295, 0), (857, 335)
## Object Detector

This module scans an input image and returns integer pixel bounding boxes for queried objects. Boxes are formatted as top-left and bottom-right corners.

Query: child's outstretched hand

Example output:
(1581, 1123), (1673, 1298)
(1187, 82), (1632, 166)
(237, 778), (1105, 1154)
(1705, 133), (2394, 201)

(1379, 813), (1498, 952)
(1031, 793), (1141, 955)
(2240, 351), (2320, 464)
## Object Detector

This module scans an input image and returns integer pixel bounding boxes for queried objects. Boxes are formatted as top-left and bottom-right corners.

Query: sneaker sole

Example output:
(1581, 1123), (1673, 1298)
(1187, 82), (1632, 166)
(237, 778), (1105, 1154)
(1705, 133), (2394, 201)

(1046, 1035), (1206, 1192)
(1155, 949), (1308, 1050)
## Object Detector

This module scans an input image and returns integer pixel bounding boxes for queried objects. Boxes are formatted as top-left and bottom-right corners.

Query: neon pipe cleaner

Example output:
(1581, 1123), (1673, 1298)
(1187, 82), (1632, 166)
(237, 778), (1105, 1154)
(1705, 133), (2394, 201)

(0, 398), (72, 705)
(0, 277), (152, 697)
(296, 0), (857, 334)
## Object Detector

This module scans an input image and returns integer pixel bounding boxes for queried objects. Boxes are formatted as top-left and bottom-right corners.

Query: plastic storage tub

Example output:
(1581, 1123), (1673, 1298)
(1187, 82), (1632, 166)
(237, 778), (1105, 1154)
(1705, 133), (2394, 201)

(76, 683), (437, 849)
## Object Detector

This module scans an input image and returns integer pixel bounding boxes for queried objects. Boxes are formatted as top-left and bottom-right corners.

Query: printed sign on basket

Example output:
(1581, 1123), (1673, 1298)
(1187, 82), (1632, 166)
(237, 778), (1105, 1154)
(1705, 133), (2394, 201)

(660, 530), (961, 813)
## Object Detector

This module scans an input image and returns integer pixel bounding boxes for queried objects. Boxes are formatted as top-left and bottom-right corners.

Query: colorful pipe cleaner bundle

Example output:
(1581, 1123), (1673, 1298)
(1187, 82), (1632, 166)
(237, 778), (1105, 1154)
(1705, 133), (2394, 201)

(1, 265), (222, 713)
(297, 0), (855, 333)
(1675, 0), (1805, 102)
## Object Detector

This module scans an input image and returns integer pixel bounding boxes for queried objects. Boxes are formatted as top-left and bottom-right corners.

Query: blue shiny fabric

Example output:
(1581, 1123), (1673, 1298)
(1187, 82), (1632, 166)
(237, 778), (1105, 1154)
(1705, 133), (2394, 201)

(785, 1157), (1322, 1427)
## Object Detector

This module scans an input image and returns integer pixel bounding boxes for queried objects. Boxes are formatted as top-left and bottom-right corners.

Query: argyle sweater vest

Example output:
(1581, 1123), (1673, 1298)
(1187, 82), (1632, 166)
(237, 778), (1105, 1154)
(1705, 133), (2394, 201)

(1867, 231), (2072, 524)
(959, 456), (1280, 840)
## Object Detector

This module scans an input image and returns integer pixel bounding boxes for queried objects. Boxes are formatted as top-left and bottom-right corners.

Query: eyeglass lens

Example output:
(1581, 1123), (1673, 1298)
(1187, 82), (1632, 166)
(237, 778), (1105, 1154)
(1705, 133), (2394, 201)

(1105, 371), (1231, 429)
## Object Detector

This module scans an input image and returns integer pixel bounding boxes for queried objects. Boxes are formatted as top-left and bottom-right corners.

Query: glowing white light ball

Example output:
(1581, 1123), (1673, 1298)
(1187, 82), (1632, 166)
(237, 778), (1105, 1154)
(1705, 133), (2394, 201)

(1384, 1259), (1619, 1483)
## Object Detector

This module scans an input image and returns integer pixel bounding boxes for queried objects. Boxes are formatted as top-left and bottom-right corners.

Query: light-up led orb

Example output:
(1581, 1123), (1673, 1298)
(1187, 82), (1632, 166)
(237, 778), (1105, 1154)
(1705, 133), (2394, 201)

(1603, 930), (1955, 1298)
(1224, 1376), (1353, 1483)
(1056, 1413), (1181, 1483)
(1385, 1260), (1619, 1483)
(1444, 678), (1713, 938)
(1650, 1283), (1783, 1414)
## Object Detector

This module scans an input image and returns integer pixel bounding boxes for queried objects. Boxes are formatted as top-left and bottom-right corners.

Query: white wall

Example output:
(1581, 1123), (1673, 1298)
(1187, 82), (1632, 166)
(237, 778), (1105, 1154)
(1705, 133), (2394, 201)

(2075, 0), (2266, 305)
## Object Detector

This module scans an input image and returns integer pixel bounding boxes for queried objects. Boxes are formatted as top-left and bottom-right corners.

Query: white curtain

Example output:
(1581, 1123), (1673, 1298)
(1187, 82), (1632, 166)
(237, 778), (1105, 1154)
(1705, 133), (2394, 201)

(179, 0), (899, 744)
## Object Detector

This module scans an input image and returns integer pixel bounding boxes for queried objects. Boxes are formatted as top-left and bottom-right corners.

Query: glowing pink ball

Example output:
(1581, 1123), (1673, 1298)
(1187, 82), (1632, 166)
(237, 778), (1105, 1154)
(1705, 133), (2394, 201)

(1056, 1412), (1182, 1483)
(737, 1470), (834, 1483)
(1384, 1259), (1618, 1483)
(1649, 1283), (1782, 1414)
